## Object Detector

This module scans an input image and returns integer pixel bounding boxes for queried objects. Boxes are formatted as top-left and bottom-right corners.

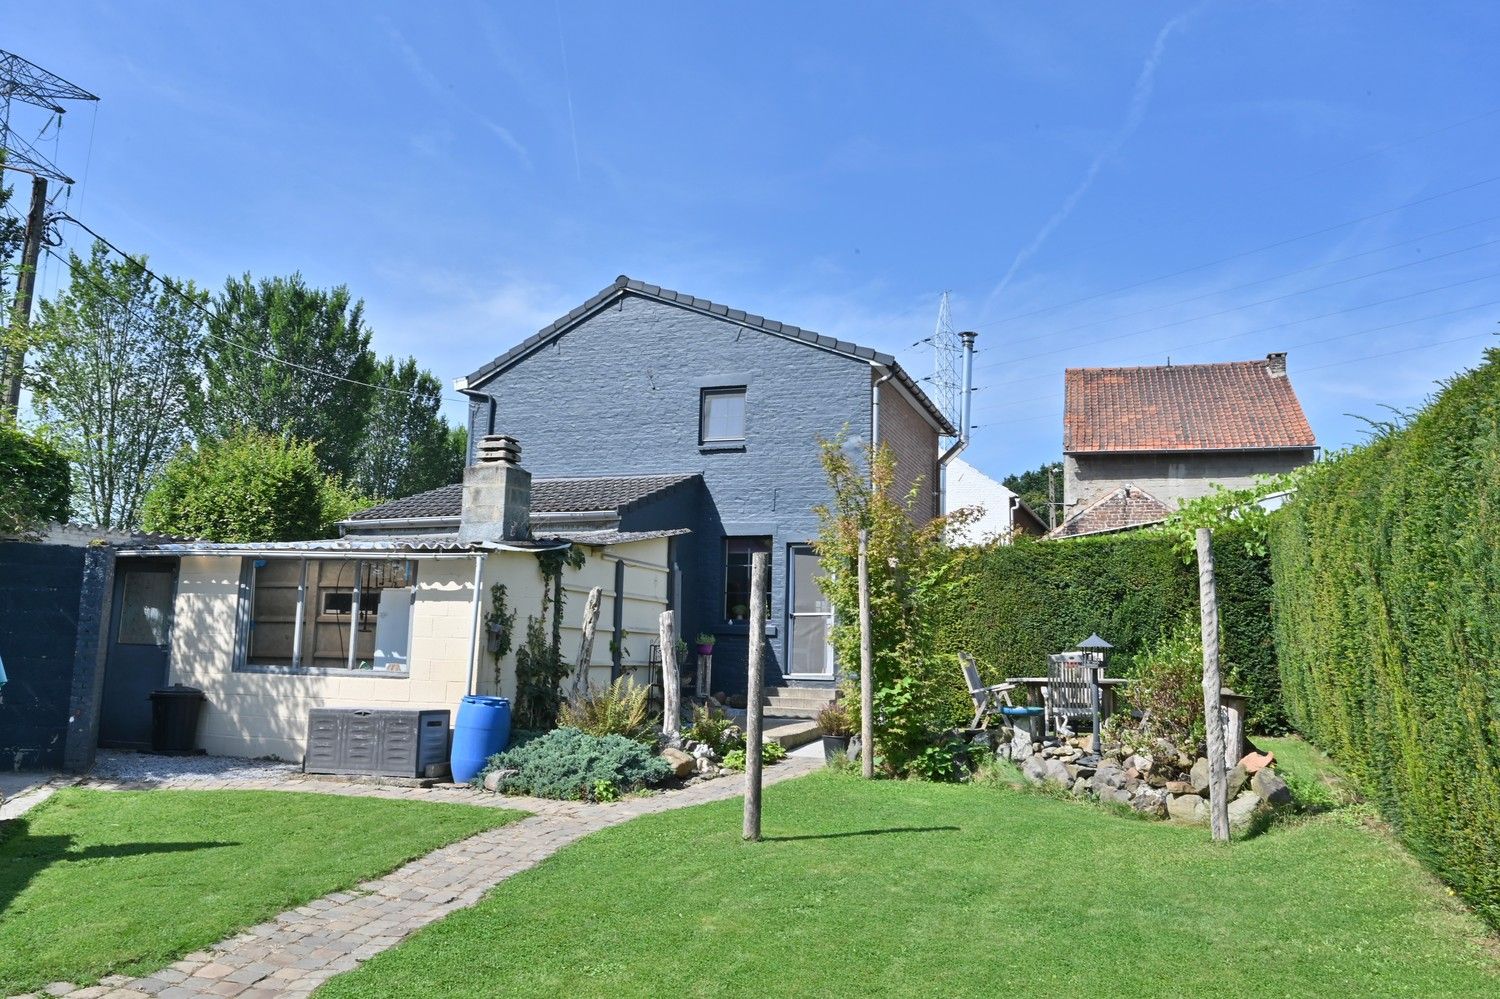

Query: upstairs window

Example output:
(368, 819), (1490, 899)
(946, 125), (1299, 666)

(700, 387), (746, 444)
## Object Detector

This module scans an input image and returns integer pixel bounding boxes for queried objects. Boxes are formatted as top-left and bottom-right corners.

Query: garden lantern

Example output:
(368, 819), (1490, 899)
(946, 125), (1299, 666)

(1076, 633), (1113, 753)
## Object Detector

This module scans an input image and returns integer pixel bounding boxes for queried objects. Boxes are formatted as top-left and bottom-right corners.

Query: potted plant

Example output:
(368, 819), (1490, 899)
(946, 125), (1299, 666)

(817, 702), (854, 763)
(730, 604), (748, 622)
(695, 633), (716, 656)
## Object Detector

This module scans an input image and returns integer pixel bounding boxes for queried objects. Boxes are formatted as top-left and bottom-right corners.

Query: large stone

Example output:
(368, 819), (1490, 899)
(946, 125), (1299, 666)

(1132, 788), (1168, 818)
(482, 767), (518, 792)
(1228, 790), (1266, 831)
(1189, 756), (1211, 793)
(1021, 754), (1049, 784)
(1071, 777), (1091, 797)
(1009, 728), (1032, 761)
(1252, 767), (1293, 807)
(1043, 758), (1072, 786)
(661, 747), (695, 779)
(1091, 764), (1125, 793)
(1225, 763), (1250, 799)
(1164, 780), (1197, 796)
(1239, 750), (1276, 775)
(1167, 792), (1208, 824)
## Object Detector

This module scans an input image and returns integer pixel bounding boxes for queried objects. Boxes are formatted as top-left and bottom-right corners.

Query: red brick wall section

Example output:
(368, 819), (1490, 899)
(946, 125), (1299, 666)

(879, 380), (940, 522)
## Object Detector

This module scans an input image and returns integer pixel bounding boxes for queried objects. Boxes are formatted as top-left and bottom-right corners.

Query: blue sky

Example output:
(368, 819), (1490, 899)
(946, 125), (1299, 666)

(11, 2), (1500, 480)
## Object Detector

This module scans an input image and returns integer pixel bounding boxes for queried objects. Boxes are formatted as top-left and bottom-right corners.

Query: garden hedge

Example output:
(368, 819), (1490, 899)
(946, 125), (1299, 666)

(1269, 348), (1500, 929)
(934, 522), (1281, 731)
(0, 425), (70, 535)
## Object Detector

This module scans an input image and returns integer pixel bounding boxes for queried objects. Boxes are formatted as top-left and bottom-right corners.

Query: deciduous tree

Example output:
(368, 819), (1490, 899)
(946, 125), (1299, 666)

(354, 355), (463, 499)
(29, 241), (204, 529)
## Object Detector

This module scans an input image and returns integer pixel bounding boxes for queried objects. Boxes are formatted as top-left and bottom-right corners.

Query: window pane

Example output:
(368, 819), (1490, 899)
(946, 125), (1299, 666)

(118, 571), (174, 646)
(724, 537), (770, 622)
(701, 389), (745, 442)
(791, 547), (830, 614)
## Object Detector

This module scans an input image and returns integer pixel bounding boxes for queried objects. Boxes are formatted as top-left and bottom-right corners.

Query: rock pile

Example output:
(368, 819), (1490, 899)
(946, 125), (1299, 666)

(1005, 734), (1293, 830)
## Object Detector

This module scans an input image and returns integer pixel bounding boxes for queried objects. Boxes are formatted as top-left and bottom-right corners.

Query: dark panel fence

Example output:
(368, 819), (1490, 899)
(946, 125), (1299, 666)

(0, 542), (111, 772)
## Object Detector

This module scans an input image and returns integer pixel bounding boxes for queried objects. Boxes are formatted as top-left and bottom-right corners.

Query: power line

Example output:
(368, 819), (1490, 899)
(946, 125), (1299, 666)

(975, 172), (1500, 331)
(43, 216), (467, 405)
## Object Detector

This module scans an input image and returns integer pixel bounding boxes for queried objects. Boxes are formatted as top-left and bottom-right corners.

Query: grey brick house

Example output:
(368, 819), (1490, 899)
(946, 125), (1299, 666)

(440, 276), (956, 695)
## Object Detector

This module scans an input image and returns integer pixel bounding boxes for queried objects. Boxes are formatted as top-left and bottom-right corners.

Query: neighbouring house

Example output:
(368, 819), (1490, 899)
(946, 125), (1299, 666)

(944, 457), (1047, 542)
(1055, 352), (1317, 537)
(450, 276), (961, 696)
(107, 441), (679, 762)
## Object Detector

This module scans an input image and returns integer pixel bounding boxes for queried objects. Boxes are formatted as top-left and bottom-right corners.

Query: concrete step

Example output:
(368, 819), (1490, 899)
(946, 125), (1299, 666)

(763, 688), (834, 706)
(763, 716), (822, 750)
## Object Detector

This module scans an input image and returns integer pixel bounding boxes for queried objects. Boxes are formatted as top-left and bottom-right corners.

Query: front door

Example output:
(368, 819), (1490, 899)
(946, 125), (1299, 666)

(786, 544), (833, 678)
(99, 562), (177, 748)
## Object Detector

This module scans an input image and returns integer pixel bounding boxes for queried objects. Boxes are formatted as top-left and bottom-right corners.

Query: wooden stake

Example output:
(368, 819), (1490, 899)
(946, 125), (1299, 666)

(858, 528), (875, 778)
(659, 609), (680, 738)
(1196, 527), (1230, 842)
(571, 586), (603, 703)
(744, 551), (768, 841)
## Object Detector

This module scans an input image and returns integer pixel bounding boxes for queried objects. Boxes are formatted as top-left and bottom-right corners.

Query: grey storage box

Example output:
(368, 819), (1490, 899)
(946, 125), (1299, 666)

(304, 707), (450, 777)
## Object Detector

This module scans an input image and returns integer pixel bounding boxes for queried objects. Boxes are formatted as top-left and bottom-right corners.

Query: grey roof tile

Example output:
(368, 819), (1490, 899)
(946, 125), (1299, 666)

(346, 473), (701, 523)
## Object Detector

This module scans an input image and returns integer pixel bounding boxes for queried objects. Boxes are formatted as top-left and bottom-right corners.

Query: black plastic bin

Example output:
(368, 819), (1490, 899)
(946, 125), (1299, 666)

(149, 684), (206, 754)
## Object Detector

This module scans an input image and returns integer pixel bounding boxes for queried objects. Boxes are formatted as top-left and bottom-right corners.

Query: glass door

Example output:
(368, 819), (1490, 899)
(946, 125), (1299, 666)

(786, 544), (833, 677)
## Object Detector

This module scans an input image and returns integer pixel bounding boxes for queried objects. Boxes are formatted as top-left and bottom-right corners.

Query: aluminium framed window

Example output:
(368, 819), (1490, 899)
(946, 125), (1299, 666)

(240, 557), (416, 674)
(723, 537), (771, 624)
(699, 386), (747, 445)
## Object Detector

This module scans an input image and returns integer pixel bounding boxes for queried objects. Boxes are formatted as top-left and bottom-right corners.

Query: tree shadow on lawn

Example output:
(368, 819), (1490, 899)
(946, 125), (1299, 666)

(764, 825), (960, 842)
(0, 816), (233, 920)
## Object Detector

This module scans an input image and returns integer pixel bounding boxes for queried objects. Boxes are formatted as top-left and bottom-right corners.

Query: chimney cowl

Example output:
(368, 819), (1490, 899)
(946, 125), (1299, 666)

(458, 434), (532, 544)
(1266, 352), (1288, 377)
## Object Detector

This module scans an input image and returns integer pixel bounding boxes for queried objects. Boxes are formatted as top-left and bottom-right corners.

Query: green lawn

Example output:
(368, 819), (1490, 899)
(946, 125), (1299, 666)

(0, 789), (522, 993)
(318, 772), (1497, 999)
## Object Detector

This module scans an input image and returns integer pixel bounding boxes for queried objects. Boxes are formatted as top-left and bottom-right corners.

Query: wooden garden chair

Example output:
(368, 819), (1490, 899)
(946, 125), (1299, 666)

(959, 653), (1017, 730)
(1045, 652), (1094, 739)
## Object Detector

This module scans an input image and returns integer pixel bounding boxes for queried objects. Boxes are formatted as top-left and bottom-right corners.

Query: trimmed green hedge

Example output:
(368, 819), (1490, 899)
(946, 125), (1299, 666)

(935, 523), (1282, 732)
(1269, 348), (1500, 929)
(0, 425), (70, 535)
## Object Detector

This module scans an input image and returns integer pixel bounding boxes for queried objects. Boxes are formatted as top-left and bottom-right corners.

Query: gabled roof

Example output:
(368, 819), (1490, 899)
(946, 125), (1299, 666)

(457, 275), (956, 436)
(1064, 353), (1316, 454)
(344, 473), (701, 524)
(1049, 484), (1173, 540)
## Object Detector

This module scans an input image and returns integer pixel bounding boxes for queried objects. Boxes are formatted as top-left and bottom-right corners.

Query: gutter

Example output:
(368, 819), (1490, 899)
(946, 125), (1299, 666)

(871, 365), (896, 482)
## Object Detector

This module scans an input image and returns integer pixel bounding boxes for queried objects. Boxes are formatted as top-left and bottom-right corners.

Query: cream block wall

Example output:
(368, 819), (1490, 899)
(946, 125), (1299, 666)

(168, 555), (480, 762)
(478, 539), (672, 700)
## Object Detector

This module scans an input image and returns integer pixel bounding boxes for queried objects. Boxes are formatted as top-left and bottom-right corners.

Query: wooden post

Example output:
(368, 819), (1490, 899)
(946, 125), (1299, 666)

(659, 609), (680, 739)
(743, 551), (768, 841)
(571, 586), (603, 703)
(858, 528), (875, 778)
(1196, 527), (1230, 842)
(2, 176), (46, 421)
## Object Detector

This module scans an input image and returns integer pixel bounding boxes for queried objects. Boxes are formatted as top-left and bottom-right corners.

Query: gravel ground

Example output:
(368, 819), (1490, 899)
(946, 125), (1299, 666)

(91, 749), (300, 783)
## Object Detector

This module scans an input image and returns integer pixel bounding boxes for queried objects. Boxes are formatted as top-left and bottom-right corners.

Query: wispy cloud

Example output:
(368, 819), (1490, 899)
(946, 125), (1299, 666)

(381, 18), (531, 168)
(989, 1), (1211, 304)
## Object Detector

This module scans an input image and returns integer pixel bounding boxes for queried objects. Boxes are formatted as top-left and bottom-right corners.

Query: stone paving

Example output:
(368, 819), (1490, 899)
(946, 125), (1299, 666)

(10, 758), (818, 999)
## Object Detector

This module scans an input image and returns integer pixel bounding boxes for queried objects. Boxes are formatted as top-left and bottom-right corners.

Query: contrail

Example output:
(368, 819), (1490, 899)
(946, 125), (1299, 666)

(992, 1), (1211, 299)
(555, 0), (583, 183)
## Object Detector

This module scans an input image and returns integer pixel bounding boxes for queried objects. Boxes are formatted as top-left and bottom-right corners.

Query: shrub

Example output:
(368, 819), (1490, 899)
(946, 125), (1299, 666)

(1117, 621), (1207, 756)
(933, 522), (1280, 732)
(0, 425), (70, 536)
(558, 678), (656, 747)
(140, 431), (364, 542)
(721, 741), (787, 771)
(686, 703), (742, 756)
(1269, 347), (1500, 929)
(480, 727), (671, 801)
(816, 701), (853, 737)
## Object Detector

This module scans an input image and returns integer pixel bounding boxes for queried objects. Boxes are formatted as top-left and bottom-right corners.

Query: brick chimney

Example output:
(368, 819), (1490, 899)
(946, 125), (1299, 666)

(1266, 352), (1288, 377)
(458, 434), (532, 543)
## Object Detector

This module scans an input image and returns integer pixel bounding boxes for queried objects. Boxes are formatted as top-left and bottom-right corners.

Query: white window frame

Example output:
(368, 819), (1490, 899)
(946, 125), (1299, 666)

(699, 386), (747, 445)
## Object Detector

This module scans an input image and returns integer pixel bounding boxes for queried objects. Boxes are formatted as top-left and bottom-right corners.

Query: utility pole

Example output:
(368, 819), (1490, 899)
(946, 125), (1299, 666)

(2, 174), (44, 419)
(0, 49), (98, 422)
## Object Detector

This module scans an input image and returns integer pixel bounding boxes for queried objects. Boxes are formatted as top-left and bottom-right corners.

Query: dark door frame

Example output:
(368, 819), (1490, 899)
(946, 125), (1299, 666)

(98, 558), (179, 749)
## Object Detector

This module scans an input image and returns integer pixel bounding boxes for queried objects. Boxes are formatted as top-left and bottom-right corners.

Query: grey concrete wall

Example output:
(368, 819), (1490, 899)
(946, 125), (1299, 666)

(465, 294), (876, 691)
(1063, 449), (1316, 510)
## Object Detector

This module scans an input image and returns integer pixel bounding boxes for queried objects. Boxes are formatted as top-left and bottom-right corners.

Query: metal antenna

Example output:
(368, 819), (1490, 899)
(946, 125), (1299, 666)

(0, 49), (98, 184)
(931, 291), (962, 448)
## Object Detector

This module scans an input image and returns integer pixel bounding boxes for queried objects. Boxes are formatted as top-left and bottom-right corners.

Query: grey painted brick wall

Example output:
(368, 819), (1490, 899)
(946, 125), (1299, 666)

(1063, 449), (1316, 511)
(466, 294), (898, 691)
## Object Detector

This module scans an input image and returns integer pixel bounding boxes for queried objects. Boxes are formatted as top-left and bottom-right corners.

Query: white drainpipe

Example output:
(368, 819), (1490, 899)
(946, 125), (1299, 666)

(465, 554), (485, 696)
(938, 331), (977, 514)
(871, 366), (895, 481)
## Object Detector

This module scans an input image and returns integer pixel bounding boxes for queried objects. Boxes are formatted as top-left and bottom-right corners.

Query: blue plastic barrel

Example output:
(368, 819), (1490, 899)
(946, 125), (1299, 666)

(450, 695), (512, 783)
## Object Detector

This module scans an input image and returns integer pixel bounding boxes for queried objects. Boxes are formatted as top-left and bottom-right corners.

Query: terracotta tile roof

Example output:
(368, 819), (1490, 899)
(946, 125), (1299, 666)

(1049, 484), (1174, 539)
(1064, 353), (1316, 453)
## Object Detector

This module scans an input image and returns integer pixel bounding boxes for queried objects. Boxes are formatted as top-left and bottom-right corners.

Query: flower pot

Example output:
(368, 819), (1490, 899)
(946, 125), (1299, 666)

(696, 643), (715, 656)
(822, 734), (852, 763)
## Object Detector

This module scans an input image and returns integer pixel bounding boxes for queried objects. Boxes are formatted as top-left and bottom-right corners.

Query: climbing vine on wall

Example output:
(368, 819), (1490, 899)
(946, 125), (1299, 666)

(513, 545), (586, 730)
(485, 583), (517, 693)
